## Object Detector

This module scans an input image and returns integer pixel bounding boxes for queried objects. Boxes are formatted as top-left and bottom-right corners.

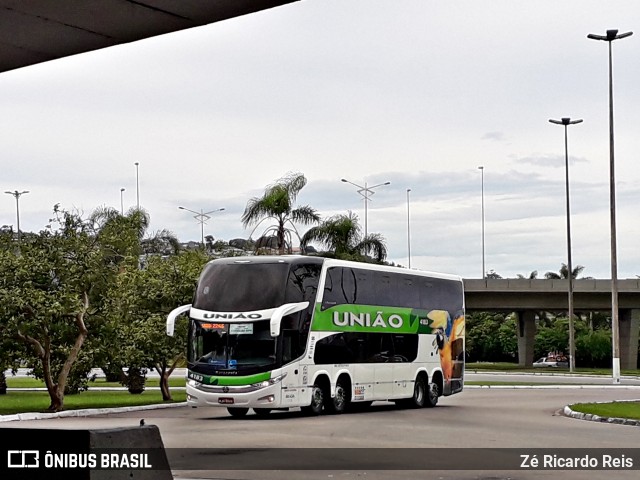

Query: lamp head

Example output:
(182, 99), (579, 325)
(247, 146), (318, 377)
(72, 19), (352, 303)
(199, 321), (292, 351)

(606, 29), (619, 40)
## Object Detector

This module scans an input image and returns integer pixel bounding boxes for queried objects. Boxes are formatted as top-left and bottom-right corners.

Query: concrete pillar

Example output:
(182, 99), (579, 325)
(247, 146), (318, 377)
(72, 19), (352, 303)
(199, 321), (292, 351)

(516, 310), (536, 367)
(619, 309), (639, 370)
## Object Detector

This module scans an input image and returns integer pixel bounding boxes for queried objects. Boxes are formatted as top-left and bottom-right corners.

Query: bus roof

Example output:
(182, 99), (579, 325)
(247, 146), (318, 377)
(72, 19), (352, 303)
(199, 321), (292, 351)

(204, 255), (462, 283)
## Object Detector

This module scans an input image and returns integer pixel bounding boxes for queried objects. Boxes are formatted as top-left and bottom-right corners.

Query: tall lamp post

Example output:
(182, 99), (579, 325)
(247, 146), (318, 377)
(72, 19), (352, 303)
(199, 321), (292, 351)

(406, 188), (412, 269)
(4, 190), (29, 243)
(120, 188), (125, 215)
(179, 206), (225, 248)
(478, 166), (485, 279)
(588, 29), (633, 384)
(549, 117), (583, 373)
(341, 178), (390, 238)
(134, 162), (140, 209)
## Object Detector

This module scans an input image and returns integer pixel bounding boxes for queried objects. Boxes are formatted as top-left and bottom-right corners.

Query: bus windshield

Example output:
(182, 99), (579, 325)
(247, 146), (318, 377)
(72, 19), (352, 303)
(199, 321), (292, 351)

(189, 320), (276, 370)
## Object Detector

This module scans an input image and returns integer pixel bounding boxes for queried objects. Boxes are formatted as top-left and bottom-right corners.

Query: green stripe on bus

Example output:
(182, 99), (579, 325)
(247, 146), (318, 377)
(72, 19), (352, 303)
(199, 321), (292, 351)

(192, 372), (271, 386)
(311, 303), (434, 334)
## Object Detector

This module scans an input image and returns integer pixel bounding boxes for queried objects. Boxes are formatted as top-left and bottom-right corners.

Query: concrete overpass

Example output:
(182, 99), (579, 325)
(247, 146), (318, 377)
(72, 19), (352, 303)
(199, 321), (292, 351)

(0, 0), (299, 73)
(463, 278), (640, 369)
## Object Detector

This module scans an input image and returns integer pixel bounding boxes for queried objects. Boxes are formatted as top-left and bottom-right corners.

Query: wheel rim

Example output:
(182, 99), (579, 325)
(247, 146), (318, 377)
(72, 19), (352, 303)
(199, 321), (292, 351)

(415, 381), (424, 403)
(312, 387), (323, 410)
(334, 385), (345, 410)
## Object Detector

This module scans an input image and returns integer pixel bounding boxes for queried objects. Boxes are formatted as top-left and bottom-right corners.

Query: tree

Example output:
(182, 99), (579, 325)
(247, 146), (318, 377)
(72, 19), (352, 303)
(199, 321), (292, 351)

(517, 271), (538, 279)
(544, 263), (588, 279)
(0, 206), (129, 411)
(465, 312), (517, 362)
(301, 211), (387, 262)
(242, 172), (320, 254)
(103, 250), (208, 400)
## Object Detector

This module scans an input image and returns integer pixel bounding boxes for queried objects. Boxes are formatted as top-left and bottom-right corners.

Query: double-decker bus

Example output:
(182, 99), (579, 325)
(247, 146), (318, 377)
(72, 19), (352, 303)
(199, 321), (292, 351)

(167, 255), (464, 417)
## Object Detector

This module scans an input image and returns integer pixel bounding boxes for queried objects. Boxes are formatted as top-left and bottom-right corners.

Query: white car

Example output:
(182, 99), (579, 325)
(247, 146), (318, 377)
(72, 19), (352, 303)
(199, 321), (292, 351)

(533, 356), (569, 368)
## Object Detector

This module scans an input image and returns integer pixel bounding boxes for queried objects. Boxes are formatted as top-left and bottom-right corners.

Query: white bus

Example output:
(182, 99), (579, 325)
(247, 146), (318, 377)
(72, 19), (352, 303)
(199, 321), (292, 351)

(167, 255), (464, 417)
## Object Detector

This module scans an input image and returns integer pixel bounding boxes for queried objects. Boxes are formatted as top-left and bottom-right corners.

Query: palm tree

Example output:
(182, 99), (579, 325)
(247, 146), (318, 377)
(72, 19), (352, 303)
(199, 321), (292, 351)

(241, 172), (320, 254)
(301, 211), (387, 262)
(544, 263), (588, 279)
(89, 206), (180, 260)
(517, 270), (538, 279)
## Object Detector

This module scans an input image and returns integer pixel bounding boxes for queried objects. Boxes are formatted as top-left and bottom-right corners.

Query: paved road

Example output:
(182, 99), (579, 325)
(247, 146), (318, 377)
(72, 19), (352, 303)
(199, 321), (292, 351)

(5, 385), (640, 480)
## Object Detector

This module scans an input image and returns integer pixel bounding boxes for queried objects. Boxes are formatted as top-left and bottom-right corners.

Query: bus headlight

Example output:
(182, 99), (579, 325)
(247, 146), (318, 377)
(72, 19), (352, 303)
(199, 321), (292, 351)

(251, 373), (287, 389)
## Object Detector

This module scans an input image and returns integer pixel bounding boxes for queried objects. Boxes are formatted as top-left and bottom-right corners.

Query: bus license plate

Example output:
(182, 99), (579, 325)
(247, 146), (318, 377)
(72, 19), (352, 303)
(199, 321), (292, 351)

(218, 398), (234, 404)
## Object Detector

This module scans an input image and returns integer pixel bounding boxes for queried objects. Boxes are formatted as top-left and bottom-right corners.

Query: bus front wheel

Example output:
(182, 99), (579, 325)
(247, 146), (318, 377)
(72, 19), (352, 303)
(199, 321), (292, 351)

(254, 408), (272, 417)
(227, 407), (249, 417)
(301, 385), (324, 415)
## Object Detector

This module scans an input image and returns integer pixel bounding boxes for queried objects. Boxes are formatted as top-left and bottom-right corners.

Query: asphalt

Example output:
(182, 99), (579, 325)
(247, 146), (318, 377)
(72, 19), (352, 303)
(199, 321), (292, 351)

(2, 368), (639, 425)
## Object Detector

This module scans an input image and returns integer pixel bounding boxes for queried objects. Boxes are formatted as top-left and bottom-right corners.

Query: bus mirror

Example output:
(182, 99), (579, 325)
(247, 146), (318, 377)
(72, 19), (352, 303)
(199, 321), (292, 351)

(270, 301), (309, 337)
(166, 304), (191, 336)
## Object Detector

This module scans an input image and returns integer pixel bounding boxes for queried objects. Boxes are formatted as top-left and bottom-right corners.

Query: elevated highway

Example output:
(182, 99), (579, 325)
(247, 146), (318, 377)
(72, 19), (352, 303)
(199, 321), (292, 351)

(463, 278), (640, 369)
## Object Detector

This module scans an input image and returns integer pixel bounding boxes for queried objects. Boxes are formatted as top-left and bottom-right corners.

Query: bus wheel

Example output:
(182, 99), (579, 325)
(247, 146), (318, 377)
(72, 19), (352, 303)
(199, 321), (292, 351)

(425, 381), (439, 408)
(301, 384), (324, 415)
(327, 380), (349, 414)
(254, 408), (272, 417)
(227, 407), (249, 418)
(409, 377), (427, 408)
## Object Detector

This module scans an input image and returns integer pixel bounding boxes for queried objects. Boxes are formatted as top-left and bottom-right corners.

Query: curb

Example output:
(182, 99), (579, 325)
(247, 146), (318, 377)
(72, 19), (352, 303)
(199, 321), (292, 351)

(0, 401), (187, 423)
(563, 399), (640, 427)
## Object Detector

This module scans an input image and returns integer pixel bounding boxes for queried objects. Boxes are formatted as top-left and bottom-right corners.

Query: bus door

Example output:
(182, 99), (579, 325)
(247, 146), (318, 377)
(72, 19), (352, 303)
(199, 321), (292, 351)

(370, 333), (394, 399)
(391, 333), (416, 397)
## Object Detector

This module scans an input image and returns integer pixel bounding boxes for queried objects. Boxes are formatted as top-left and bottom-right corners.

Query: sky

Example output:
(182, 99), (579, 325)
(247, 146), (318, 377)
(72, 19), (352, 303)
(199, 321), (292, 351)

(1, 0), (640, 280)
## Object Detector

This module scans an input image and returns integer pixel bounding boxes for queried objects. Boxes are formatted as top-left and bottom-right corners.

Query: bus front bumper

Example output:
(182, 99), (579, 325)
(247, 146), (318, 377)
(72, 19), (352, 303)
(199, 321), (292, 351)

(186, 381), (282, 409)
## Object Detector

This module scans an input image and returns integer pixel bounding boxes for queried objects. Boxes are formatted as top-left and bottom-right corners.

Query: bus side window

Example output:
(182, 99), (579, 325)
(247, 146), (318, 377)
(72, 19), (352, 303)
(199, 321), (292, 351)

(392, 334), (418, 362)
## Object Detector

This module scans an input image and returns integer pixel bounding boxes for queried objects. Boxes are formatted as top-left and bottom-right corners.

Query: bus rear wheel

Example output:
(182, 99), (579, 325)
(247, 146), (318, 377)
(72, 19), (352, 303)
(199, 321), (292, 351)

(301, 384), (324, 415)
(407, 377), (427, 408)
(227, 407), (249, 417)
(425, 381), (439, 408)
(326, 379), (350, 414)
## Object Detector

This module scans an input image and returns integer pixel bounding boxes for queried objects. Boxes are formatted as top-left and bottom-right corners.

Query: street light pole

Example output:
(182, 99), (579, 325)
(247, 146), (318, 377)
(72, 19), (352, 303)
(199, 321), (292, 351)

(549, 117), (583, 373)
(134, 162), (140, 209)
(341, 178), (391, 238)
(407, 188), (412, 269)
(120, 188), (125, 215)
(588, 29), (633, 384)
(4, 190), (29, 244)
(179, 206), (225, 248)
(478, 166), (485, 279)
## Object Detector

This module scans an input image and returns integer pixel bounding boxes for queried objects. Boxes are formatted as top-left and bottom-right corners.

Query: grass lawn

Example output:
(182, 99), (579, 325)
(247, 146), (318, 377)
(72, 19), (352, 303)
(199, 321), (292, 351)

(570, 401), (640, 421)
(0, 390), (186, 416)
(6, 376), (186, 389)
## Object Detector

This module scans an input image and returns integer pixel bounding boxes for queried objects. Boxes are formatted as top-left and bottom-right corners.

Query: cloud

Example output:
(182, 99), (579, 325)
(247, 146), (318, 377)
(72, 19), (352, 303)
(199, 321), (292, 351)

(481, 131), (506, 142)
(515, 154), (589, 168)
